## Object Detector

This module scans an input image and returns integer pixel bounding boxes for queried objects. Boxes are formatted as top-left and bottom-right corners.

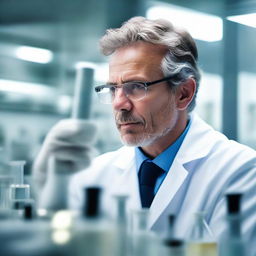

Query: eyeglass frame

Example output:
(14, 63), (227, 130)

(94, 74), (177, 103)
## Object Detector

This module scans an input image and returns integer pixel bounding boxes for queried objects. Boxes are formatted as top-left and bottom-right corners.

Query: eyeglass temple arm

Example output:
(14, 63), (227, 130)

(146, 75), (177, 87)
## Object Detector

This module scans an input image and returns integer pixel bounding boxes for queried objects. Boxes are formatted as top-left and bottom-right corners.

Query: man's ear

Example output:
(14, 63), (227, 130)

(176, 78), (196, 110)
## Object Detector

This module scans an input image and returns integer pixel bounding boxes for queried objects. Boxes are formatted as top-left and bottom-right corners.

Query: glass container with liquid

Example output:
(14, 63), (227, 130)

(186, 212), (218, 256)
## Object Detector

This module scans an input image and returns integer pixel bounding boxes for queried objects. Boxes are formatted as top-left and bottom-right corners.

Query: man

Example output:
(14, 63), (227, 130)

(33, 17), (255, 250)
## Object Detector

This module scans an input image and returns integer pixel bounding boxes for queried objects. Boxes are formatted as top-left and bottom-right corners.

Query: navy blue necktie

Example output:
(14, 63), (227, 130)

(138, 161), (164, 208)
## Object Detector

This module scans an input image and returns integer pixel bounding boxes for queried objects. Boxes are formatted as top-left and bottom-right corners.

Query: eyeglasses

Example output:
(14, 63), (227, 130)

(94, 75), (175, 104)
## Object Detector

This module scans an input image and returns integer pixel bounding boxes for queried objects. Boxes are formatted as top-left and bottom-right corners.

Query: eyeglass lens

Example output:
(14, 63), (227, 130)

(98, 82), (147, 103)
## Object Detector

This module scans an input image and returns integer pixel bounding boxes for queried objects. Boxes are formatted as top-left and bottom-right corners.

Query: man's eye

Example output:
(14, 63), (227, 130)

(130, 83), (144, 90)
(109, 86), (116, 94)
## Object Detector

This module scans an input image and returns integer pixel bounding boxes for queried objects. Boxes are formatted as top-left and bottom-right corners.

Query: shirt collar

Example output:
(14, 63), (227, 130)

(135, 118), (191, 172)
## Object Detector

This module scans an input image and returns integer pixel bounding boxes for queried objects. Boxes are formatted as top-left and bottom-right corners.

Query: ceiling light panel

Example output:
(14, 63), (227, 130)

(147, 3), (223, 42)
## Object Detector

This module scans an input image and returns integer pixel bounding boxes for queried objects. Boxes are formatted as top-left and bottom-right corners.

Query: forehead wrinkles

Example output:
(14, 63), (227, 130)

(109, 58), (164, 84)
(108, 43), (168, 83)
(110, 45), (167, 65)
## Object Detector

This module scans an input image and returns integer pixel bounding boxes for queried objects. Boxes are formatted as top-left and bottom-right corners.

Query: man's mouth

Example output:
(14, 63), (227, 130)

(118, 122), (142, 128)
(119, 122), (139, 126)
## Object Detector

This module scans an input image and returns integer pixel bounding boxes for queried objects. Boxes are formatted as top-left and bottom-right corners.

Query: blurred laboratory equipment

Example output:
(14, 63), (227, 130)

(9, 127), (33, 183)
(0, 150), (12, 214)
(9, 161), (33, 217)
(164, 239), (186, 256)
(0, 202), (67, 256)
(131, 208), (161, 256)
(0, 170), (253, 256)
(219, 193), (246, 256)
(166, 214), (176, 239)
(10, 160), (26, 184)
(161, 214), (186, 256)
(186, 212), (218, 256)
(113, 194), (130, 256)
(0, 150), (32, 217)
(73, 186), (116, 256)
(0, 152), (62, 256)
(0, 124), (6, 149)
(10, 127), (32, 161)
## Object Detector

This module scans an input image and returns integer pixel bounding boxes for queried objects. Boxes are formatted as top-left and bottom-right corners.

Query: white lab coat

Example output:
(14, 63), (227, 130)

(69, 113), (256, 251)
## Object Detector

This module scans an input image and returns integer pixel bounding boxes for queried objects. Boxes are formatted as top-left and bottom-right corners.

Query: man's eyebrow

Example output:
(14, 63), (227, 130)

(106, 79), (145, 85)
(106, 82), (117, 85)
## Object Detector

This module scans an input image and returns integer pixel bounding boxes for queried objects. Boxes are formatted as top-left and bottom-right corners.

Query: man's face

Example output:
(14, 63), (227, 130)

(109, 41), (179, 148)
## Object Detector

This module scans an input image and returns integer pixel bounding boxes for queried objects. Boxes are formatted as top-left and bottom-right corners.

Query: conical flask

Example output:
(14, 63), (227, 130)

(189, 212), (213, 240)
(186, 212), (218, 256)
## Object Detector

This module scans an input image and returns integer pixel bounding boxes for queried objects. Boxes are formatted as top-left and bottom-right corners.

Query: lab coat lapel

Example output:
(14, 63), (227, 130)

(148, 113), (219, 228)
(109, 147), (141, 211)
(149, 158), (188, 227)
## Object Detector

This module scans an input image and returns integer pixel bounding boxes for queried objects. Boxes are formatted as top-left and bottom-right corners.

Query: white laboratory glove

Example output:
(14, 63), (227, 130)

(32, 119), (97, 190)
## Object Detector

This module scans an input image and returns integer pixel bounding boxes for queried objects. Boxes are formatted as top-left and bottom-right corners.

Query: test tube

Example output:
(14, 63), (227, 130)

(71, 66), (95, 120)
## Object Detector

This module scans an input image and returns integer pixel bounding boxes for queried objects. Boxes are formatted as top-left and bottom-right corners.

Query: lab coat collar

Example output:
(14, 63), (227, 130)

(176, 112), (219, 164)
(112, 146), (136, 169)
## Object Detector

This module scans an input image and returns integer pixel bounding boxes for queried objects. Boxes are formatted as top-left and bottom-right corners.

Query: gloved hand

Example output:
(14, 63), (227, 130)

(32, 119), (97, 190)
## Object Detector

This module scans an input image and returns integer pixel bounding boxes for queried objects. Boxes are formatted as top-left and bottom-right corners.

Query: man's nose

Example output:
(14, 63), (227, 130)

(112, 88), (133, 112)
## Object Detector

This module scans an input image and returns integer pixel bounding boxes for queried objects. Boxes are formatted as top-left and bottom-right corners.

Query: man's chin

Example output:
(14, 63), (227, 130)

(120, 134), (155, 147)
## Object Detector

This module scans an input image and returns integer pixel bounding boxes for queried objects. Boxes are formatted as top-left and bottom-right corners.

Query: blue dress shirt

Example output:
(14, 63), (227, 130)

(135, 119), (191, 194)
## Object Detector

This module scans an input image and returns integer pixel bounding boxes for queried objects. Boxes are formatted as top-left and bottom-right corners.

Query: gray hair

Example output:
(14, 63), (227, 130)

(99, 16), (201, 112)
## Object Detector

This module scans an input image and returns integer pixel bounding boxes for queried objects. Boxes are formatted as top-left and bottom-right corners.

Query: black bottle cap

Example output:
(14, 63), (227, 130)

(83, 187), (102, 218)
(24, 203), (33, 220)
(168, 214), (176, 228)
(164, 238), (184, 247)
(226, 193), (242, 214)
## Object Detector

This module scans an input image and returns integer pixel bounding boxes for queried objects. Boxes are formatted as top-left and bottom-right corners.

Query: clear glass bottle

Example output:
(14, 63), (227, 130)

(219, 193), (246, 256)
(73, 186), (116, 256)
(186, 212), (218, 256)
(162, 214), (186, 256)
